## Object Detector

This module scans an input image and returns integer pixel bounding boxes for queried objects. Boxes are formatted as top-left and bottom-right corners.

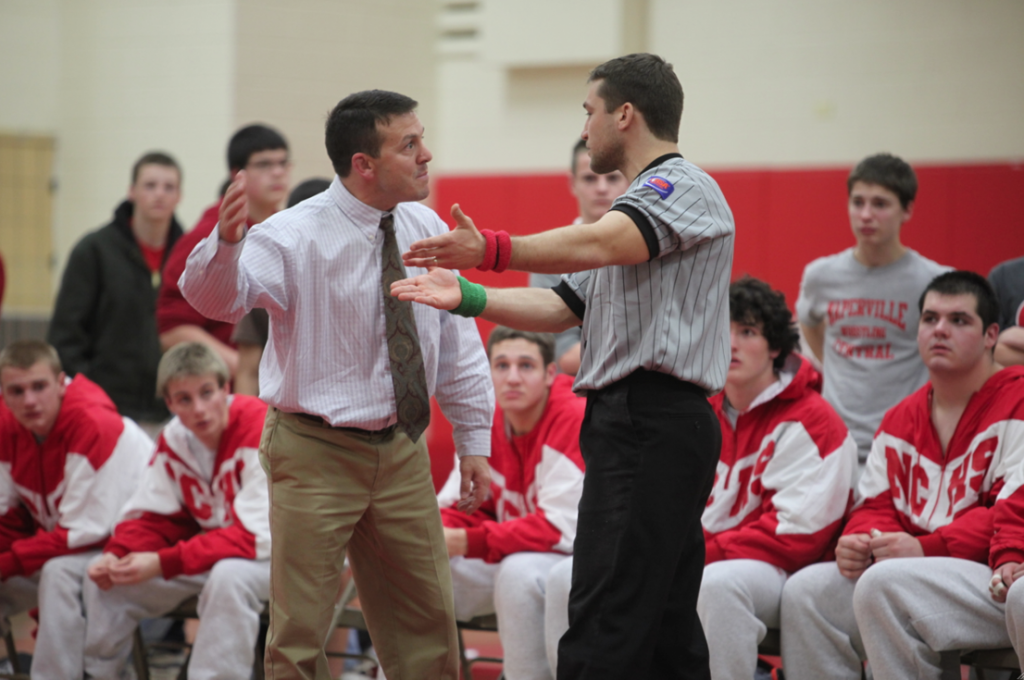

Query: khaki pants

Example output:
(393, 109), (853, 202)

(260, 408), (458, 680)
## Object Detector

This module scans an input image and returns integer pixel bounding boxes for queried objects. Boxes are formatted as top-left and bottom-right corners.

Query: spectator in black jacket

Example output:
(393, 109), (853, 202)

(48, 152), (184, 431)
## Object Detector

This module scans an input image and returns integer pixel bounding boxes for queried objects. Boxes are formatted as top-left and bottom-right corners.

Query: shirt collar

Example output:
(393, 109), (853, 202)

(639, 152), (683, 176)
(328, 176), (392, 239)
(722, 365), (796, 427)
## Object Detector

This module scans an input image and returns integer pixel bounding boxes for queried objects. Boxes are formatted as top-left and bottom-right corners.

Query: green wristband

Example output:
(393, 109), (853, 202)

(451, 276), (487, 317)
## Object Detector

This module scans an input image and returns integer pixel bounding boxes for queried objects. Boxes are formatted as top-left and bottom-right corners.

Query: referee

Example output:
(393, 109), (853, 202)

(394, 53), (734, 680)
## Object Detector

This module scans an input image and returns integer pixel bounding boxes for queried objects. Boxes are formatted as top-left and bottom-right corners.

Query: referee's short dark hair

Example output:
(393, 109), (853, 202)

(325, 90), (418, 178)
(487, 327), (556, 367)
(918, 270), (999, 331)
(228, 124), (289, 173)
(588, 53), (683, 143)
(729, 277), (799, 372)
(847, 153), (917, 210)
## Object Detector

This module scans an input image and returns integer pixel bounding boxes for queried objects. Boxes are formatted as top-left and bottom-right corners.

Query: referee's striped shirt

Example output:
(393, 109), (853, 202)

(553, 153), (734, 395)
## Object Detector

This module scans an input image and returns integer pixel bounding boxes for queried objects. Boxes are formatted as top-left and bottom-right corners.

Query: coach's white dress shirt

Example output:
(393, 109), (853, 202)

(179, 177), (493, 457)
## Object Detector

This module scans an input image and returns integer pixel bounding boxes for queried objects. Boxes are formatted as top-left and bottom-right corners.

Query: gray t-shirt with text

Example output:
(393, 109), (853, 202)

(989, 255), (1024, 330)
(797, 248), (950, 461)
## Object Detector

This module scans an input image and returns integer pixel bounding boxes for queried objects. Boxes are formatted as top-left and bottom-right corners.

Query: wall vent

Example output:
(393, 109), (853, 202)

(438, 0), (481, 57)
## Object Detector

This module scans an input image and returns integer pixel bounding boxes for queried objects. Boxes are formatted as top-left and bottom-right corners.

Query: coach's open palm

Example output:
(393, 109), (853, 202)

(391, 267), (462, 310)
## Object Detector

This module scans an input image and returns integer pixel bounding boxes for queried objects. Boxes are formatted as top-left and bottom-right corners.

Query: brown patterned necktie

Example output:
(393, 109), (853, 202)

(379, 213), (430, 442)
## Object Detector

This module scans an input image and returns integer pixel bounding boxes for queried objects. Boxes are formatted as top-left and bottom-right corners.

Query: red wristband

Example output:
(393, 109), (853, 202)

(478, 229), (496, 271)
(494, 230), (512, 273)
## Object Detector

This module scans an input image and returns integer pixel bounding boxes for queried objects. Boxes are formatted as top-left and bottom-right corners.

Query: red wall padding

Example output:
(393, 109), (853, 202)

(425, 162), (1024, 488)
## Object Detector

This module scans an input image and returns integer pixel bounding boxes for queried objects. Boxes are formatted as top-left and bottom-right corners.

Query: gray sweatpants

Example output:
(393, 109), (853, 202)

(781, 561), (866, 680)
(448, 552), (568, 680)
(0, 552), (96, 680)
(854, 557), (1021, 679)
(697, 559), (788, 680)
(543, 557), (572, 676)
(83, 557), (270, 680)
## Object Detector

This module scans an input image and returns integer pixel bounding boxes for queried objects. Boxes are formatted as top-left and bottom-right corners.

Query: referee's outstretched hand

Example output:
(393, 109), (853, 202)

(390, 267), (462, 310)
(218, 171), (248, 244)
(402, 204), (486, 270)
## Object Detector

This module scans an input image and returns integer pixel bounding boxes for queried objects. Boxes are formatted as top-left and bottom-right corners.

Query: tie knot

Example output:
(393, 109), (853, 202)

(379, 214), (394, 232)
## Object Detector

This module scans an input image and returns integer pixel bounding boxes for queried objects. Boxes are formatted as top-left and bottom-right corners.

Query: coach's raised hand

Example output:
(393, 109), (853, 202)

(403, 204), (486, 270)
(218, 171), (249, 244)
(391, 266), (463, 310)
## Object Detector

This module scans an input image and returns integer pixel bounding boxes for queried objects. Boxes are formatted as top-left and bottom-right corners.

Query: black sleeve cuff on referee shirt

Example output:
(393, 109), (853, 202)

(553, 281), (586, 321)
(610, 204), (659, 261)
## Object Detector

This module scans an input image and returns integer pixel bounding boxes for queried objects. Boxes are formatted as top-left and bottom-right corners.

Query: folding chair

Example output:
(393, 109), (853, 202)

(457, 614), (504, 680)
(961, 647), (1020, 680)
(325, 574), (380, 670)
(0, 617), (28, 680)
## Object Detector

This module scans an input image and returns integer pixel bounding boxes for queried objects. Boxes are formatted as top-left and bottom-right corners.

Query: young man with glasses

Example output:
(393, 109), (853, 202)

(157, 124), (291, 376)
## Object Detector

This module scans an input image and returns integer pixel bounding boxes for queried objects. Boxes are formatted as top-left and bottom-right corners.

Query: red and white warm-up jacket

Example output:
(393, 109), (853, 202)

(105, 395), (270, 579)
(0, 375), (151, 578)
(438, 374), (585, 563)
(703, 355), (857, 573)
(847, 365), (1024, 563)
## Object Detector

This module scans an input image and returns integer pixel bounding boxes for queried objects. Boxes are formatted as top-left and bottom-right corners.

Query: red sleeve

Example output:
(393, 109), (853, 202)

(113, 502), (260, 579)
(709, 515), (847, 572)
(157, 228), (204, 334)
(157, 523), (258, 578)
(0, 527), (103, 578)
(704, 528), (724, 563)
(465, 514), (566, 563)
(921, 505), (993, 561)
(156, 206), (237, 344)
(0, 504), (35, 553)
(441, 489), (507, 560)
(992, 484), (1024, 568)
(105, 510), (200, 559)
(843, 494), (912, 537)
(440, 506), (492, 530)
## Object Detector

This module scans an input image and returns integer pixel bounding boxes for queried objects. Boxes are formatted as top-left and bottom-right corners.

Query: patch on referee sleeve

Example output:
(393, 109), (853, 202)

(643, 176), (674, 199)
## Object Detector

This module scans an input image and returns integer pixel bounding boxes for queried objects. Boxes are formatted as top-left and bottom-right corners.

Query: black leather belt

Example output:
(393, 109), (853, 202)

(292, 412), (398, 437)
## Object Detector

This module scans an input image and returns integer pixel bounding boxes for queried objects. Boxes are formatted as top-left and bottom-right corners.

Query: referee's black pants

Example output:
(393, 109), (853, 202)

(557, 370), (720, 680)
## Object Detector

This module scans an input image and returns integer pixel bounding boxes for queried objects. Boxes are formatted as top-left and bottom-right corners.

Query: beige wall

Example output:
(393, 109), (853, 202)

(53, 0), (236, 261)
(0, 0), (61, 133)
(0, 0), (437, 304)
(656, 0), (1024, 167)
(434, 0), (1024, 173)
(0, 0), (237, 300)
(234, 0), (438, 190)
(435, 0), (636, 173)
